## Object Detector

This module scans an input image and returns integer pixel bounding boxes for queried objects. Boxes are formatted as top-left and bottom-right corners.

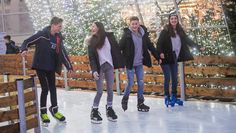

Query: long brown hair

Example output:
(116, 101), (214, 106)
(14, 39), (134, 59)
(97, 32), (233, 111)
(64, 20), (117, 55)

(90, 22), (106, 50)
(167, 13), (185, 38)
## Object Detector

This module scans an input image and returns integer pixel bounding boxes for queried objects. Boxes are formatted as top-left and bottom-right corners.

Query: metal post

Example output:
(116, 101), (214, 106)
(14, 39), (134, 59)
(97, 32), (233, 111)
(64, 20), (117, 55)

(172, 0), (186, 101)
(115, 69), (121, 95)
(22, 56), (26, 76)
(64, 66), (69, 90)
(16, 79), (26, 133)
(3, 72), (9, 82)
(30, 75), (41, 133)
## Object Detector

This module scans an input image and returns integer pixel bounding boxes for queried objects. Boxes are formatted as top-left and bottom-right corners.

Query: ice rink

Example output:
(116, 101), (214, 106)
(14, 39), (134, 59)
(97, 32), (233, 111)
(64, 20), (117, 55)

(38, 89), (236, 133)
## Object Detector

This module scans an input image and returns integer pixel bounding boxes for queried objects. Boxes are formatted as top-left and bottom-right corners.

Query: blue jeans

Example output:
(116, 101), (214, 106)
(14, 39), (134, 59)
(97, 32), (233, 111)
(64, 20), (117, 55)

(161, 62), (178, 97)
(123, 65), (144, 101)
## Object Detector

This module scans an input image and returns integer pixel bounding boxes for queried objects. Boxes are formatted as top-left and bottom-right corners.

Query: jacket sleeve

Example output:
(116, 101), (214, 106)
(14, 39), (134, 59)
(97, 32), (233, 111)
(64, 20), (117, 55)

(87, 45), (98, 73)
(183, 32), (201, 50)
(146, 32), (160, 60)
(60, 43), (73, 71)
(156, 30), (165, 54)
(20, 31), (44, 52)
(118, 32), (126, 52)
(9, 41), (19, 51)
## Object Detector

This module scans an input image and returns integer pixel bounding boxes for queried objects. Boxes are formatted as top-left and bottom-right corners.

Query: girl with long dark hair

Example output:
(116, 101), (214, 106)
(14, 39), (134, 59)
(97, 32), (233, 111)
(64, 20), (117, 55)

(87, 22), (124, 123)
(156, 13), (204, 107)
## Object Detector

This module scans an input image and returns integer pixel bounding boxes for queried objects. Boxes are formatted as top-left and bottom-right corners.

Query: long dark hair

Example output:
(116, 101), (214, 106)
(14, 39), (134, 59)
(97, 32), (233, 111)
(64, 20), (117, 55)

(167, 13), (185, 38)
(90, 22), (106, 50)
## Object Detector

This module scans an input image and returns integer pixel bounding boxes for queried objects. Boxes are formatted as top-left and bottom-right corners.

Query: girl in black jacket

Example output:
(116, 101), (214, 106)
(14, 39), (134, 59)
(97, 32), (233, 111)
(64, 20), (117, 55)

(87, 22), (124, 124)
(156, 13), (204, 107)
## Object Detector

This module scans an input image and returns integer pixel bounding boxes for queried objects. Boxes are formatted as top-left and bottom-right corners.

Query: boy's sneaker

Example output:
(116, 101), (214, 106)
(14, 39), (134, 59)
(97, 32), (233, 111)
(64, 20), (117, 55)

(49, 106), (66, 122)
(91, 108), (102, 124)
(41, 113), (50, 127)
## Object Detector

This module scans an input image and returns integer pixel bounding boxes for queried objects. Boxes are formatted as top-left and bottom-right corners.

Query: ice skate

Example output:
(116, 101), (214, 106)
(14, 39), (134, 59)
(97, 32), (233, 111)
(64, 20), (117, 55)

(49, 106), (66, 123)
(170, 94), (184, 107)
(137, 103), (150, 112)
(121, 96), (129, 111)
(90, 108), (102, 124)
(41, 113), (50, 127)
(164, 96), (171, 108)
(106, 105), (118, 122)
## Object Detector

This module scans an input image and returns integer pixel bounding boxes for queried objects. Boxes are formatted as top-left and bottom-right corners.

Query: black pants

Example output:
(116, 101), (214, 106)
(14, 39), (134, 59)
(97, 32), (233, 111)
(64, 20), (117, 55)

(36, 70), (57, 113)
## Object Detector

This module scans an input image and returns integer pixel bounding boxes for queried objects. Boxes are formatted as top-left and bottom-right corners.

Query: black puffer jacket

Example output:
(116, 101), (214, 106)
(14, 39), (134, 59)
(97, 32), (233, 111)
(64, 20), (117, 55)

(6, 40), (19, 54)
(21, 26), (72, 74)
(156, 27), (201, 64)
(88, 32), (124, 74)
(119, 25), (159, 69)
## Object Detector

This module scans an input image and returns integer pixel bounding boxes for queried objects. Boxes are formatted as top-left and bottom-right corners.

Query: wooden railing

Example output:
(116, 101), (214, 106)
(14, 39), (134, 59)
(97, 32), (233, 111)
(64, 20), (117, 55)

(0, 74), (40, 133)
(0, 54), (235, 98)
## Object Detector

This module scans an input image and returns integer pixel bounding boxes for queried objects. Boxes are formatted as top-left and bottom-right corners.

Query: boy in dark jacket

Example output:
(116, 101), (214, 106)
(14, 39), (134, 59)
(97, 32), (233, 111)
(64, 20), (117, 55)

(21, 17), (73, 126)
(119, 16), (160, 112)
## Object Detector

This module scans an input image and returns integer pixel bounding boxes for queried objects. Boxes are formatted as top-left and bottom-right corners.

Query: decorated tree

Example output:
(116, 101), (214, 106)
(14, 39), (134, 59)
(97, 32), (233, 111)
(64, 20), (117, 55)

(223, 0), (236, 53)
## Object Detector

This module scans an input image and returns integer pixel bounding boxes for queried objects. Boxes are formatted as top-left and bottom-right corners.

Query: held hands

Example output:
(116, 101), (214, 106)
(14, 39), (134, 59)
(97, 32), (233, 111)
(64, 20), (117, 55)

(160, 53), (165, 59)
(68, 70), (73, 74)
(200, 47), (205, 51)
(21, 51), (28, 57)
(93, 71), (99, 80)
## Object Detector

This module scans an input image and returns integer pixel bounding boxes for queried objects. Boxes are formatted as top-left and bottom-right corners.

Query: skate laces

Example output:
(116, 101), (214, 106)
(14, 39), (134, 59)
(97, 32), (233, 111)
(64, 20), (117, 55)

(93, 109), (101, 117)
(107, 107), (115, 116)
(41, 114), (49, 120)
(54, 112), (64, 119)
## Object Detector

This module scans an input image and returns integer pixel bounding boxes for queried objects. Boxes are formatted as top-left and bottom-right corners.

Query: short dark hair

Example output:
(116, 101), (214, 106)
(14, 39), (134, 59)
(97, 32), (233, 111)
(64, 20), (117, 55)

(130, 16), (139, 22)
(50, 17), (63, 25)
(4, 35), (11, 41)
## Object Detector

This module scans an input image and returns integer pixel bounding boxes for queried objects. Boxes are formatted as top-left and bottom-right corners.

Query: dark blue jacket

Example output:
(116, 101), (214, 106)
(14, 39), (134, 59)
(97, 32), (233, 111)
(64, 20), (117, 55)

(21, 26), (73, 74)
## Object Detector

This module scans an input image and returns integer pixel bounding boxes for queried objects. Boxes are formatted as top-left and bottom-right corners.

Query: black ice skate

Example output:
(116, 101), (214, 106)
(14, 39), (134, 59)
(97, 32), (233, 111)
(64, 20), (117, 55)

(137, 99), (150, 112)
(137, 103), (150, 112)
(106, 105), (118, 122)
(121, 96), (128, 111)
(90, 108), (102, 124)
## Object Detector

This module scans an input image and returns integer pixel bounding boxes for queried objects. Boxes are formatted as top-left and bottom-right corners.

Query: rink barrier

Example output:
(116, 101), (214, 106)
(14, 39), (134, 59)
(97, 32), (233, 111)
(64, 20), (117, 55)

(0, 74), (41, 133)
(0, 54), (236, 98)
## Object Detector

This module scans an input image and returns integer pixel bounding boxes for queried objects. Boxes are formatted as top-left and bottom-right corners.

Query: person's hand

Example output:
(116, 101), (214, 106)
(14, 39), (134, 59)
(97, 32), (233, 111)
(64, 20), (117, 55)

(160, 53), (165, 59)
(158, 59), (162, 64)
(68, 70), (73, 74)
(21, 51), (28, 57)
(93, 71), (99, 80)
(200, 47), (205, 51)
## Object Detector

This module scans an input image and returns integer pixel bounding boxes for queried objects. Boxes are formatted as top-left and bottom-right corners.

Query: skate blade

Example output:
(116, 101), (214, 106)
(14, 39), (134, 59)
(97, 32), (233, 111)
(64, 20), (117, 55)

(107, 117), (117, 122)
(55, 119), (67, 124)
(41, 123), (49, 127)
(138, 108), (149, 112)
(91, 120), (102, 124)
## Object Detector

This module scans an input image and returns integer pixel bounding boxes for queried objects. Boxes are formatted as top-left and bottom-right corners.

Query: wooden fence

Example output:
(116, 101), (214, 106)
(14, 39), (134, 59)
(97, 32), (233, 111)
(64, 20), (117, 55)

(0, 74), (40, 133)
(0, 54), (236, 98)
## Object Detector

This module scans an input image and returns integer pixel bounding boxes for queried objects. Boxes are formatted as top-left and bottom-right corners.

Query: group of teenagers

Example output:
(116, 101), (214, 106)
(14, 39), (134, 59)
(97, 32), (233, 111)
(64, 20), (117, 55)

(20, 13), (204, 125)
